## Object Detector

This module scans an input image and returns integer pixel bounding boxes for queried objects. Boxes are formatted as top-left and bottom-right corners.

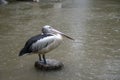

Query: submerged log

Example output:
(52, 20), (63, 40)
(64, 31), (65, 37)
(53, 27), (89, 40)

(35, 59), (64, 71)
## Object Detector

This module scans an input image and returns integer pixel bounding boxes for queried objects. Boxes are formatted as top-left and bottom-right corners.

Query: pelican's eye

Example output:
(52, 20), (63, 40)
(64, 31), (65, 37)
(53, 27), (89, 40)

(48, 26), (52, 29)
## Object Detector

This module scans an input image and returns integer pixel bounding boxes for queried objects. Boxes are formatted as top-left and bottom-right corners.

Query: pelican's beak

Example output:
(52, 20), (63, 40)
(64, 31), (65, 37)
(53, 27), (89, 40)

(61, 33), (74, 40)
(52, 28), (74, 40)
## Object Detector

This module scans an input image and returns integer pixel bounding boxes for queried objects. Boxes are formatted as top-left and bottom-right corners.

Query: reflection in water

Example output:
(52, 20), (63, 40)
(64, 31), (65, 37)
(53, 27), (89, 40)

(0, 0), (120, 80)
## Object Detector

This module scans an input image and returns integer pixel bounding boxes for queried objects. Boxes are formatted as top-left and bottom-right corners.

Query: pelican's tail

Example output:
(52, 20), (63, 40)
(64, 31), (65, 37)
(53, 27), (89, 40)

(19, 48), (28, 56)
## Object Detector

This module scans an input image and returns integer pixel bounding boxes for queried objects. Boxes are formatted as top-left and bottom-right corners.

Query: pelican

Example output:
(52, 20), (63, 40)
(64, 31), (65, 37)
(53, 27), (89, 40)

(19, 25), (74, 64)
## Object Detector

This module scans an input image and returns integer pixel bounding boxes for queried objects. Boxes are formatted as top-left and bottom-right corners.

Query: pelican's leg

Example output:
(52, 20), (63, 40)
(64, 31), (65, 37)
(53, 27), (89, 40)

(38, 54), (42, 61)
(42, 54), (47, 64)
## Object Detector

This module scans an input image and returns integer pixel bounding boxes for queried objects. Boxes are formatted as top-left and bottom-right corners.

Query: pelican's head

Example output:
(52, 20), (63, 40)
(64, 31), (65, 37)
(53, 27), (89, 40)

(42, 25), (74, 40)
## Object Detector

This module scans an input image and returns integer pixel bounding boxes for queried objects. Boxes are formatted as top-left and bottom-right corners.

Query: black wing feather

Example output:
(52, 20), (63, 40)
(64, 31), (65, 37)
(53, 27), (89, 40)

(19, 34), (52, 56)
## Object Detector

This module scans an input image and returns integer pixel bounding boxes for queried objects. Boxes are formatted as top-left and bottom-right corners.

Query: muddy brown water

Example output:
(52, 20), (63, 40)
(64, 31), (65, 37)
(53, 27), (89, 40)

(0, 0), (120, 80)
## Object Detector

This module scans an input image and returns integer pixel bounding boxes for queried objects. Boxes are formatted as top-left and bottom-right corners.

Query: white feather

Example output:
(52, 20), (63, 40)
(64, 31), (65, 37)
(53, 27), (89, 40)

(31, 34), (62, 54)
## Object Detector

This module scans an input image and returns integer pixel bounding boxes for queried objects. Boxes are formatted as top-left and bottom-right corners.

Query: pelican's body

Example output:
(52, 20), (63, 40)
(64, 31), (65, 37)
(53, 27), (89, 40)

(19, 25), (74, 64)
(32, 34), (62, 54)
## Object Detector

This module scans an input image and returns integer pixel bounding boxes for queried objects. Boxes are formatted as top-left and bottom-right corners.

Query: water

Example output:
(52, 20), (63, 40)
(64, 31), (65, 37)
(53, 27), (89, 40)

(0, 0), (120, 80)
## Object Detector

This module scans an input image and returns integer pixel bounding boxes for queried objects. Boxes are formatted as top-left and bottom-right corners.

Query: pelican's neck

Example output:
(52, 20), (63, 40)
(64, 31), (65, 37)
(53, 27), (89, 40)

(42, 32), (52, 35)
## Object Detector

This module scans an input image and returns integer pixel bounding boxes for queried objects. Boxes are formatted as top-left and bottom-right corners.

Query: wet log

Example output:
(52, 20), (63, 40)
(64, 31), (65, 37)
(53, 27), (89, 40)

(35, 59), (64, 71)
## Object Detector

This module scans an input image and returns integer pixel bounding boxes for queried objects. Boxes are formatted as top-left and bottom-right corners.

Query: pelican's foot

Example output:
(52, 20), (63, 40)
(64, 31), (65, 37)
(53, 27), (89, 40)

(34, 59), (64, 71)
(39, 60), (47, 64)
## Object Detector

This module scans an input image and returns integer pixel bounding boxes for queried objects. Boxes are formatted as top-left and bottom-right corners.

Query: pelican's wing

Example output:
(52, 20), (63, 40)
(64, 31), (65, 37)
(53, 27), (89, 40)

(19, 34), (53, 56)
(31, 35), (55, 52)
